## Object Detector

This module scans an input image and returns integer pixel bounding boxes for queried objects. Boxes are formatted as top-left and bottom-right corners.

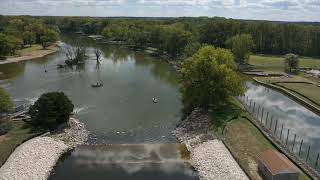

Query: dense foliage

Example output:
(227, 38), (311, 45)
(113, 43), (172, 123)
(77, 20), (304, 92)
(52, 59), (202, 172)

(285, 53), (299, 73)
(0, 87), (14, 135)
(226, 34), (254, 64)
(180, 46), (245, 115)
(0, 87), (14, 114)
(28, 92), (74, 131)
(0, 16), (59, 58)
(1, 16), (320, 59)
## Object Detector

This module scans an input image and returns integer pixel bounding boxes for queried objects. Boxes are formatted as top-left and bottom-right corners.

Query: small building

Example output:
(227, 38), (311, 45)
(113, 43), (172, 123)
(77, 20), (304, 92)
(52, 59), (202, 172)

(258, 150), (300, 180)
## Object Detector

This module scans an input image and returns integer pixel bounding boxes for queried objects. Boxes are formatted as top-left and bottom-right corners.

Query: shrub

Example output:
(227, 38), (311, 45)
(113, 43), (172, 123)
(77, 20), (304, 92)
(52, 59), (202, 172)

(0, 118), (12, 136)
(28, 92), (74, 131)
(0, 87), (14, 135)
(285, 53), (299, 73)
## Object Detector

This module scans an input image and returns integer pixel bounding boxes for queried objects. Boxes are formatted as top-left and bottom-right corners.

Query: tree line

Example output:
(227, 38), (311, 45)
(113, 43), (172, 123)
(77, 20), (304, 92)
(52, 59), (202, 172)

(28, 16), (320, 59)
(1, 15), (320, 60)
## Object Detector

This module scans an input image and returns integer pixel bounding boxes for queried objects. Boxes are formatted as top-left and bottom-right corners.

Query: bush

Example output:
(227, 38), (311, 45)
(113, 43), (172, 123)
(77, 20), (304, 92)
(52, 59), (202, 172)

(28, 92), (74, 131)
(0, 118), (12, 136)
(285, 53), (299, 73)
(0, 87), (14, 114)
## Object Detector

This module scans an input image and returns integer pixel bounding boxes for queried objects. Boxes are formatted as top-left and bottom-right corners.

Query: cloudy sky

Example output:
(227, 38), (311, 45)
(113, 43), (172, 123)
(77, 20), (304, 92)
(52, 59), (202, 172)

(0, 0), (319, 22)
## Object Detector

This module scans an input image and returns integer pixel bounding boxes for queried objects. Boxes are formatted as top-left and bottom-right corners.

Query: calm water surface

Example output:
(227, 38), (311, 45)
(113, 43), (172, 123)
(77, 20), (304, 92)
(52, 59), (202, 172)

(245, 82), (320, 163)
(0, 36), (199, 180)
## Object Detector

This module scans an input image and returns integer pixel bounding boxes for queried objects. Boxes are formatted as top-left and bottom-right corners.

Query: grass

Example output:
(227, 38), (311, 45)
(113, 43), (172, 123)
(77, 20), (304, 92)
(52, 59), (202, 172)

(0, 121), (43, 166)
(17, 45), (44, 56)
(255, 75), (313, 84)
(254, 76), (320, 108)
(276, 82), (320, 106)
(249, 55), (320, 68)
(6, 44), (57, 58)
(211, 98), (311, 180)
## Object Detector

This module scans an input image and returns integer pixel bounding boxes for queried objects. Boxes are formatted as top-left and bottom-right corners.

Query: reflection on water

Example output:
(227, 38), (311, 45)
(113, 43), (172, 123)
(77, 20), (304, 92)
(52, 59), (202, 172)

(245, 82), (320, 161)
(49, 144), (198, 180)
(0, 35), (192, 179)
(0, 35), (181, 140)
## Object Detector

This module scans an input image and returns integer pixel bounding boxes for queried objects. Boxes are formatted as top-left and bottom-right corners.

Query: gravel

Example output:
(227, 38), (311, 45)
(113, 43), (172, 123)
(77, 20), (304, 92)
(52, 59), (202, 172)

(173, 109), (248, 180)
(0, 118), (88, 180)
(192, 140), (248, 180)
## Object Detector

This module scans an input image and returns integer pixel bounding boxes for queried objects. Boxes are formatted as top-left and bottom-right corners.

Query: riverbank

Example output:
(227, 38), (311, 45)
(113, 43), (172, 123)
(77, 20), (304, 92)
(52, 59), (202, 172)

(252, 77), (320, 116)
(173, 109), (249, 180)
(0, 118), (88, 180)
(0, 44), (59, 65)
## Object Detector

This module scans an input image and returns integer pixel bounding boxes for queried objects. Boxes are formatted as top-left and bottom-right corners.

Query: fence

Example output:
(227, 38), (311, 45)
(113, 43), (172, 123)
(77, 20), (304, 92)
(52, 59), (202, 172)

(238, 95), (320, 174)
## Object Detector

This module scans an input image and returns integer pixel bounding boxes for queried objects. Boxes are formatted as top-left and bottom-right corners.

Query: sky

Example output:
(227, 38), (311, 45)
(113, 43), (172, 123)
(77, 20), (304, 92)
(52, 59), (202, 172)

(0, 0), (319, 22)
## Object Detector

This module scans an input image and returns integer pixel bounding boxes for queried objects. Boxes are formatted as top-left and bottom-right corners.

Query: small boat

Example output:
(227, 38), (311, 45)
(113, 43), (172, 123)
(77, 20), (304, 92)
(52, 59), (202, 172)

(91, 83), (103, 88)
(152, 98), (159, 103)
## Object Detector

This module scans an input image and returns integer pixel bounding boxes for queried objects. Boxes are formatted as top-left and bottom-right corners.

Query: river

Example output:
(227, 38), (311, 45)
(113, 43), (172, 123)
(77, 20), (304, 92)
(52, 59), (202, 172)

(0, 35), (199, 180)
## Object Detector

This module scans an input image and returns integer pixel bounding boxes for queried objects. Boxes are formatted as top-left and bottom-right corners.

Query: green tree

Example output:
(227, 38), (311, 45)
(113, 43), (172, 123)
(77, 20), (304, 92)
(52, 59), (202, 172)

(0, 33), (10, 58)
(0, 87), (14, 114)
(284, 53), (299, 73)
(0, 87), (14, 135)
(6, 35), (23, 55)
(226, 34), (255, 64)
(40, 29), (58, 49)
(22, 31), (36, 47)
(180, 45), (245, 115)
(28, 92), (74, 131)
(160, 26), (192, 57)
(0, 33), (23, 58)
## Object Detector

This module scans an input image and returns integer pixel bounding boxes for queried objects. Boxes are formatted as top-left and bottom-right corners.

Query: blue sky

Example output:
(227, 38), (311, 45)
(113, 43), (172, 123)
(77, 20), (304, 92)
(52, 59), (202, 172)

(0, 0), (319, 22)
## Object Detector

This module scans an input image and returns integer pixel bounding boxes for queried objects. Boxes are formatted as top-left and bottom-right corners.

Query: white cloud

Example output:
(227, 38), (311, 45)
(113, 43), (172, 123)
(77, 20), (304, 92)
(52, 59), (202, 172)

(0, 0), (319, 21)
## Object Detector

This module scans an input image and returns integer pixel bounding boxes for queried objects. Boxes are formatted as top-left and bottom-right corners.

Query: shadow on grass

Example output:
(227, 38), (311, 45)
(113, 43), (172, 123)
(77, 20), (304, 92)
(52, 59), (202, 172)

(210, 98), (245, 129)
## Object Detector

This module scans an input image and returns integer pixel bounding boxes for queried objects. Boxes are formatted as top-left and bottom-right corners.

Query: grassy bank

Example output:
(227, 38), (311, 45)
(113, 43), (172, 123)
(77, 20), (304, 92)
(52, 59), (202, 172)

(249, 55), (320, 68)
(212, 99), (310, 180)
(276, 82), (320, 105)
(0, 44), (58, 65)
(254, 76), (320, 110)
(0, 121), (43, 166)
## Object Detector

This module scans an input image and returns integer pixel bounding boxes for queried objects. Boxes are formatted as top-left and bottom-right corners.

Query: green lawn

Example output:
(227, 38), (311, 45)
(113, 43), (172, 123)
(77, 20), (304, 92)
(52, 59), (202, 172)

(249, 55), (320, 68)
(0, 121), (43, 166)
(17, 45), (44, 56)
(212, 98), (311, 180)
(276, 82), (320, 106)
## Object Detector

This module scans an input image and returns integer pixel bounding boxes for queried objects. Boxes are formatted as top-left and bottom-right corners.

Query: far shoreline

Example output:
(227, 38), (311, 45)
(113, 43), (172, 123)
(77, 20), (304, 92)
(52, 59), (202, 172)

(0, 44), (59, 65)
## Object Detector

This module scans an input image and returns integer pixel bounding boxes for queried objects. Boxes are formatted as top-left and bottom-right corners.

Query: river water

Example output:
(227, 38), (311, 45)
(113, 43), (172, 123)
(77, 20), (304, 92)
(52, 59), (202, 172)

(245, 82), (320, 166)
(2, 35), (320, 177)
(0, 36), (199, 180)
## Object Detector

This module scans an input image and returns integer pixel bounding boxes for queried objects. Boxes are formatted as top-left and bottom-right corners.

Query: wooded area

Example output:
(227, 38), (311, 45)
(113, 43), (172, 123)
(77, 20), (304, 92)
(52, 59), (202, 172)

(0, 16), (320, 59)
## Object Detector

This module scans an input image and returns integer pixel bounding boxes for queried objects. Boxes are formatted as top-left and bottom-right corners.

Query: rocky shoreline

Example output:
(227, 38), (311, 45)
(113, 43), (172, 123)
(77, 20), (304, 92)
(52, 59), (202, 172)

(0, 118), (88, 180)
(173, 109), (248, 180)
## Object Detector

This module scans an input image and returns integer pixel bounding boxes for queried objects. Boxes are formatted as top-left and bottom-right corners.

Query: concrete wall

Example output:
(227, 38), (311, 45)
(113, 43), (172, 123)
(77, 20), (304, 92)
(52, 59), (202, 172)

(258, 162), (273, 180)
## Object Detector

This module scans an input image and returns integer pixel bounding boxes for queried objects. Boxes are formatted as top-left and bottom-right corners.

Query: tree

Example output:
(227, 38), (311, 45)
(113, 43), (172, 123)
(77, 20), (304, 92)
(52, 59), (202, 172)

(0, 33), (10, 58)
(226, 34), (254, 64)
(180, 45), (245, 115)
(0, 87), (14, 135)
(0, 87), (14, 115)
(285, 53), (299, 73)
(94, 48), (102, 63)
(40, 29), (59, 49)
(0, 33), (23, 58)
(64, 45), (87, 65)
(22, 31), (35, 47)
(28, 92), (74, 131)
